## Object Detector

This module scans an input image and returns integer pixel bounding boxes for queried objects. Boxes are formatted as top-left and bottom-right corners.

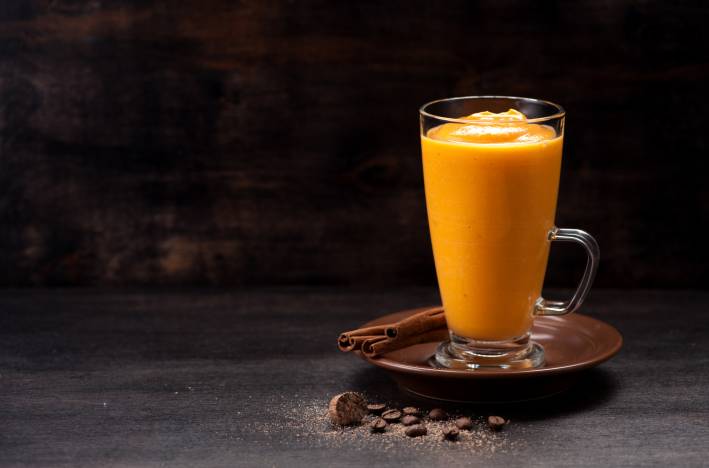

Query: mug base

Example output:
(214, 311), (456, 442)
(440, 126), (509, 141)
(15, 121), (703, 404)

(434, 332), (545, 370)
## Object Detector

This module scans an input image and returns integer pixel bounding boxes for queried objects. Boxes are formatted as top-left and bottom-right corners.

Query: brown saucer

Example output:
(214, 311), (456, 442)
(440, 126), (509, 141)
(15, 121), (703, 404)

(356, 308), (622, 402)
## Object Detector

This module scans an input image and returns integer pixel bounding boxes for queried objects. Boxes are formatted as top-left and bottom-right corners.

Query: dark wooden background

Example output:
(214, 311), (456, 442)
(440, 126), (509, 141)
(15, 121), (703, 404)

(0, 0), (707, 288)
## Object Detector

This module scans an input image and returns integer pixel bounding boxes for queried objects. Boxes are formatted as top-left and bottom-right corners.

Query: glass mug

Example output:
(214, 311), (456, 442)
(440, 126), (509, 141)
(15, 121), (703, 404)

(419, 96), (599, 370)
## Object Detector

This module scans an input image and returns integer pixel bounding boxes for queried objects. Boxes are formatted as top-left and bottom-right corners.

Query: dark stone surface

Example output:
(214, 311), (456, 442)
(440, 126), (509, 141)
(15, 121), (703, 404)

(1, 288), (708, 466)
(0, 1), (708, 288)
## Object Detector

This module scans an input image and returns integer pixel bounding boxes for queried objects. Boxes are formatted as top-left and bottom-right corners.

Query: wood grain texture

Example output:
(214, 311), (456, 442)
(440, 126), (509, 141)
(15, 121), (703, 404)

(0, 288), (707, 466)
(0, 1), (708, 287)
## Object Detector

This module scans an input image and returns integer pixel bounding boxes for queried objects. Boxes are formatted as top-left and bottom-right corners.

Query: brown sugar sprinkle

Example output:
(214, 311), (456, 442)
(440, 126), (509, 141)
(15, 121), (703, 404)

(249, 394), (517, 455)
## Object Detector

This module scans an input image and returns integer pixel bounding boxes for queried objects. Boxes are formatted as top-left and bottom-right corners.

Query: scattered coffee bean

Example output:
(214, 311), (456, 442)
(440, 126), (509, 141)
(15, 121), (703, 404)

(402, 406), (420, 416)
(455, 416), (473, 430)
(487, 415), (507, 431)
(366, 403), (386, 415)
(401, 415), (421, 426)
(428, 408), (448, 420)
(370, 417), (387, 433)
(405, 424), (428, 437)
(381, 409), (402, 422)
(442, 426), (460, 441)
(328, 392), (367, 426)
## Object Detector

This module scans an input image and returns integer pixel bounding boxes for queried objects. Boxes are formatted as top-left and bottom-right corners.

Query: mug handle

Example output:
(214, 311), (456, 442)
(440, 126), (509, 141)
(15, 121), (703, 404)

(535, 227), (600, 316)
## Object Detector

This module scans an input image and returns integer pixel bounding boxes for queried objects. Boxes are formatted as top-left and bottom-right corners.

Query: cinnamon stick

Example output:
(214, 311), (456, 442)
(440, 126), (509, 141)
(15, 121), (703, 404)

(360, 336), (389, 355)
(341, 335), (381, 352)
(385, 306), (445, 339)
(337, 325), (387, 351)
(362, 328), (449, 358)
(337, 306), (449, 357)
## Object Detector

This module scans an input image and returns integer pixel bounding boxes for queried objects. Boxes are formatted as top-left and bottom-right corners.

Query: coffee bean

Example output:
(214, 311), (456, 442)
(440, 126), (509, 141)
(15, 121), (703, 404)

(401, 415), (421, 426)
(367, 403), (386, 415)
(402, 406), (420, 416)
(328, 392), (367, 426)
(370, 417), (387, 433)
(455, 416), (473, 430)
(381, 409), (402, 422)
(442, 426), (460, 441)
(487, 415), (507, 431)
(405, 424), (427, 437)
(428, 408), (448, 421)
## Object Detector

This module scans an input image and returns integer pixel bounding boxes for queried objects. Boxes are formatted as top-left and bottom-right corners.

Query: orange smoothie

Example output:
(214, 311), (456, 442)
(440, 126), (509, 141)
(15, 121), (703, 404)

(421, 110), (563, 341)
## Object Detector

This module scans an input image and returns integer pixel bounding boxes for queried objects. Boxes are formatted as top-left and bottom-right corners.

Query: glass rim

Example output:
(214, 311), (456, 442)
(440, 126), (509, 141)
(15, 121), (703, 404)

(419, 95), (566, 124)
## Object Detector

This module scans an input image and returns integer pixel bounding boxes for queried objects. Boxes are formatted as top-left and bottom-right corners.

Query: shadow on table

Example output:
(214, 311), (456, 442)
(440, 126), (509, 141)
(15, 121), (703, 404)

(348, 366), (618, 421)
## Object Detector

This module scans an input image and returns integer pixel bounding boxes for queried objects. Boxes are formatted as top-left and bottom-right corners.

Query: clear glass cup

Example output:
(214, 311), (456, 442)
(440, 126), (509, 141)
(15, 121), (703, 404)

(419, 96), (599, 370)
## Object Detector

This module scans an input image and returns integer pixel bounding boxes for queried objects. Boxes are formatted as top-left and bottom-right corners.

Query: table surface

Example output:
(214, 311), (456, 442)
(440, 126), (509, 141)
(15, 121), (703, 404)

(1, 288), (708, 467)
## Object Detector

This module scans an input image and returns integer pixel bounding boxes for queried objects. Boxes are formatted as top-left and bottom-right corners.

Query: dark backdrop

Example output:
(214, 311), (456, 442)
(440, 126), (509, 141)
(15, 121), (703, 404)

(0, 0), (707, 288)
